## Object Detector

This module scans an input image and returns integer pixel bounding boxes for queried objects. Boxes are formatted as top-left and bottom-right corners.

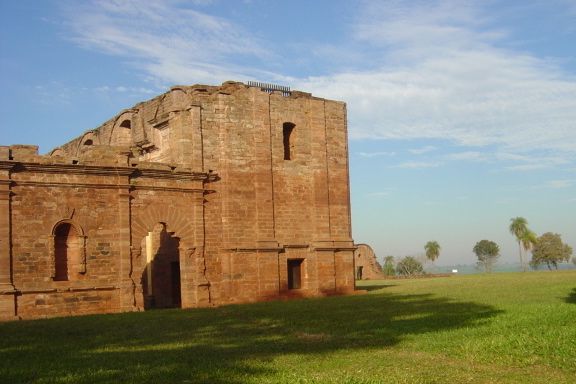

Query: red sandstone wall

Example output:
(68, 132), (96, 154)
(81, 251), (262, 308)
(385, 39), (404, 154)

(1, 81), (355, 320)
(354, 244), (384, 280)
(196, 85), (355, 302)
(3, 149), (130, 319)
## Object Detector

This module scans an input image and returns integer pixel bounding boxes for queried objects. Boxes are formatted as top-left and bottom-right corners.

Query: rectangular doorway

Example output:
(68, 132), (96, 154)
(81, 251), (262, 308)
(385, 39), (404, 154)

(287, 259), (303, 289)
(170, 261), (182, 307)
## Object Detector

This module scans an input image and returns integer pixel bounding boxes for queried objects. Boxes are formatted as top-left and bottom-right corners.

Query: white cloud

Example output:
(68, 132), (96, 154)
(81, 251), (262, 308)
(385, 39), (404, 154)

(300, 51), (576, 154)
(63, 0), (272, 85)
(444, 150), (571, 171)
(94, 85), (156, 95)
(33, 82), (73, 105)
(366, 191), (392, 198)
(505, 164), (549, 172)
(297, 1), (576, 156)
(409, 146), (437, 155)
(391, 161), (442, 169)
(540, 179), (574, 189)
(357, 151), (396, 158)
(62, 0), (576, 161)
(445, 151), (487, 161)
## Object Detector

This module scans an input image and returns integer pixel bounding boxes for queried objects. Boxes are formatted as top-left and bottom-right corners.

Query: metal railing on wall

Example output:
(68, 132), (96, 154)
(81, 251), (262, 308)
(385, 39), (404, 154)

(247, 81), (291, 97)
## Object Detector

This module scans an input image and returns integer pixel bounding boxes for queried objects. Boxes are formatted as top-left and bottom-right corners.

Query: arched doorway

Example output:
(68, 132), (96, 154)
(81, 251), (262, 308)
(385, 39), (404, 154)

(141, 223), (181, 309)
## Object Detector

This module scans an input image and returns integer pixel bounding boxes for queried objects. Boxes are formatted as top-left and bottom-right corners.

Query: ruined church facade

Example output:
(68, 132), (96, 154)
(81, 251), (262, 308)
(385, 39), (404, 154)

(0, 81), (355, 320)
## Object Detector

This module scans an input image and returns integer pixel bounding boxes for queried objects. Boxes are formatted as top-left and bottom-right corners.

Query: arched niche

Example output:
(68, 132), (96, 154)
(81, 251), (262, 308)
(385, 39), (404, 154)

(109, 113), (133, 146)
(50, 220), (86, 281)
(77, 131), (100, 155)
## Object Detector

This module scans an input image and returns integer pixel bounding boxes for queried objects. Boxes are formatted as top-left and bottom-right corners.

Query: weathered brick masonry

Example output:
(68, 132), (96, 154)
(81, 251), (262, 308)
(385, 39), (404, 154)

(0, 81), (356, 320)
(354, 244), (384, 280)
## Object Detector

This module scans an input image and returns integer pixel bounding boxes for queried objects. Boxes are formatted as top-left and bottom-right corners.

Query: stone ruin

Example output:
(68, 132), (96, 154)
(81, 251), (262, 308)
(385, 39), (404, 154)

(0, 81), (357, 320)
(354, 243), (384, 280)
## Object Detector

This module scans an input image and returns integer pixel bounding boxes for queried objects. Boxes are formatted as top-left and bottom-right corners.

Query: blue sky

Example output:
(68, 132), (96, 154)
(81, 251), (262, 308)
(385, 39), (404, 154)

(1, 0), (575, 267)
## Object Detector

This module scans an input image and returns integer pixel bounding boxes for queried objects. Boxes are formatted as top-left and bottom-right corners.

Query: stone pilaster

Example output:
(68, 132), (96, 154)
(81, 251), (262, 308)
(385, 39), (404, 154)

(0, 166), (16, 320)
(118, 188), (135, 311)
(252, 89), (277, 247)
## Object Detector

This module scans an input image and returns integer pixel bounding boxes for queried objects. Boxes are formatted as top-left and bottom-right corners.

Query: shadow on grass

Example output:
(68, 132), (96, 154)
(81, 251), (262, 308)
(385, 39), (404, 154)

(357, 283), (395, 292)
(565, 288), (576, 304)
(0, 289), (502, 384)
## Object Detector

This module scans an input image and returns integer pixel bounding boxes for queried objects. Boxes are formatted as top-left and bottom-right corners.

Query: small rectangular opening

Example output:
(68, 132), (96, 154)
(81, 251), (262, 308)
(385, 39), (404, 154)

(287, 259), (303, 289)
(283, 122), (295, 160)
(170, 261), (181, 308)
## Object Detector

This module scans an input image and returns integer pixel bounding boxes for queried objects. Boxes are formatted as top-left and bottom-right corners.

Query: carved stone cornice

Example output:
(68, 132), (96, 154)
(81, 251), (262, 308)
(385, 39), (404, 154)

(0, 163), (15, 172)
(313, 246), (357, 252)
(13, 163), (135, 177)
(132, 168), (212, 181)
(3, 159), (218, 184)
(13, 181), (131, 190)
(227, 247), (283, 253)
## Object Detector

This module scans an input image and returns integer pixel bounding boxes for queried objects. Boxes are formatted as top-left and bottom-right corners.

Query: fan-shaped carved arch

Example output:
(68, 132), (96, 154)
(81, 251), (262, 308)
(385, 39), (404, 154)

(51, 219), (85, 237)
(131, 204), (196, 248)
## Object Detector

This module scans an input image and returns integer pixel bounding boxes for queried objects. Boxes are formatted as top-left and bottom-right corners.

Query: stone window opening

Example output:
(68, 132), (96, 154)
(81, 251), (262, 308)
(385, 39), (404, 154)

(52, 222), (85, 281)
(83, 139), (93, 146)
(287, 259), (303, 289)
(283, 122), (295, 160)
(120, 119), (131, 128)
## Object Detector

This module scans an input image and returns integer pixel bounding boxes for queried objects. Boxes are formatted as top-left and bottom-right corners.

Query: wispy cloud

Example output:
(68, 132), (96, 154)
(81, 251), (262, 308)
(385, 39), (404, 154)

(33, 82), (73, 105)
(357, 151), (396, 158)
(505, 164), (549, 172)
(500, 153), (570, 171)
(444, 150), (571, 171)
(391, 161), (442, 169)
(298, 1), (576, 157)
(445, 151), (487, 161)
(32, 82), (158, 106)
(535, 179), (575, 189)
(61, 0), (576, 161)
(409, 146), (437, 155)
(95, 85), (156, 94)
(366, 191), (393, 198)
(63, 0), (272, 85)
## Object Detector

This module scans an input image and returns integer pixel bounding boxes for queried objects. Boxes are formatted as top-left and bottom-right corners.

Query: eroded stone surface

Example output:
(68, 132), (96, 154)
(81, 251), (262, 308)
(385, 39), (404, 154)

(354, 244), (384, 280)
(0, 81), (356, 320)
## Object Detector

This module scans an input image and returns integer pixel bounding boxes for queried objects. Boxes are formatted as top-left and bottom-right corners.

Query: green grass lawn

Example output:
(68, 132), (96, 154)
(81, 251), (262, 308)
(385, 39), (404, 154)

(1, 271), (575, 384)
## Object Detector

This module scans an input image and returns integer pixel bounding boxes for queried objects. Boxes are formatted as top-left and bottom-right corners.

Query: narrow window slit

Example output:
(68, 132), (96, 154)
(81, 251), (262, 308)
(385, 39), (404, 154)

(283, 122), (295, 160)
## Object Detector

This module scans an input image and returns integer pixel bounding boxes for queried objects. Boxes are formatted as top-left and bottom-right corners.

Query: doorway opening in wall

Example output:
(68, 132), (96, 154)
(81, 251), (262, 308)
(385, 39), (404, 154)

(287, 259), (303, 289)
(142, 223), (182, 309)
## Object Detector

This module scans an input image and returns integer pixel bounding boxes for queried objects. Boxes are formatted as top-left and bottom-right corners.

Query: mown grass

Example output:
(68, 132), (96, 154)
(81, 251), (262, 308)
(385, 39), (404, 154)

(1, 270), (575, 383)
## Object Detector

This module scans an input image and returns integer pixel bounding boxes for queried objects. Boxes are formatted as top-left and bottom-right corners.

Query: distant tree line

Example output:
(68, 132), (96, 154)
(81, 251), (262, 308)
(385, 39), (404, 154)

(382, 241), (442, 277)
(377, 216), (573, 277)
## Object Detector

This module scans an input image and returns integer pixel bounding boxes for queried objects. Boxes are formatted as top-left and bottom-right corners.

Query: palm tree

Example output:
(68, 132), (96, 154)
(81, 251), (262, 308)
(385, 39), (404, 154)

(521, 230), (537, 263)
(509, 217), (529, 271)
(424, 241), (441, 263)
(383, 256), (395, 276)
